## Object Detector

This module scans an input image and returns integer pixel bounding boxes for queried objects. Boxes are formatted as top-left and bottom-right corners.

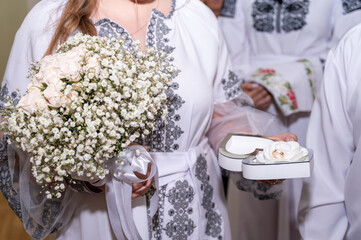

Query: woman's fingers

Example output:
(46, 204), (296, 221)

(132, 182), (145, 192)
(244, 85), (273, 110)
(271, 133), (298, 142)
(258, 94), (272, 109)
(132, 163), (153, 198)
(253, 90), (272, 109)
(258, 179), (285, 186)
(241, 82), (255, 91)
(134, 162), (152, 180)
(132, 179), (153, 199)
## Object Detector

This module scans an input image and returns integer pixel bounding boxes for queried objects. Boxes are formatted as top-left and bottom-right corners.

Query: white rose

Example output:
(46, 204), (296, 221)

(43, 84), (69, 108)
(56, 49), (82, 82)
(17, 86), (49, 114)
(37, 56), (68, 89)
(255, 141), (308, 164)
(87, 56), (101, 73)
(39, 55), (58, 73)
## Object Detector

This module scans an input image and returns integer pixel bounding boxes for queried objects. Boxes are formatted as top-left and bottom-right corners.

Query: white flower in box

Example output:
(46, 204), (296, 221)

(255, 141), (308, 164)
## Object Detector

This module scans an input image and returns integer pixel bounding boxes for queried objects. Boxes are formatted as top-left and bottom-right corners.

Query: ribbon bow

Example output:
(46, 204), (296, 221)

(99, 145), (159, 240)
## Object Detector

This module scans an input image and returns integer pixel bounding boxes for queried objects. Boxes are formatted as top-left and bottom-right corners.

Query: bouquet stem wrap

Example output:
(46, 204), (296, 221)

(95, 145), (159, 240)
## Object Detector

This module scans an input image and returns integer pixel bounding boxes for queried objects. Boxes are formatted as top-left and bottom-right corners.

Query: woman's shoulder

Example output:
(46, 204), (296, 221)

(174, 0), (220, 39)
(19, 0), (66, 33)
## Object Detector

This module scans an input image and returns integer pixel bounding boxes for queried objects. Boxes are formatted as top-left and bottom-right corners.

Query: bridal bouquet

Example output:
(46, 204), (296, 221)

(1, 33), (177, 199)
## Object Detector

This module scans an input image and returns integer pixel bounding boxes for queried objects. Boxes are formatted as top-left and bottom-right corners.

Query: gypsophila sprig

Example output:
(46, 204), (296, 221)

(1, 33), (178, 198)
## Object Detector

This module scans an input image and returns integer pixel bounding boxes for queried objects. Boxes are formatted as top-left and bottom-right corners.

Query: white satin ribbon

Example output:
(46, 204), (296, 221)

(97, 145), (159, 240)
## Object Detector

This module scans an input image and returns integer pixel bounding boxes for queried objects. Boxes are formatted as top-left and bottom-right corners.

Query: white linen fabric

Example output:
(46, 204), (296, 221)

(218, 0), (361, 239)
(298, 23), (361, 240)
(0, 0), (283, 239)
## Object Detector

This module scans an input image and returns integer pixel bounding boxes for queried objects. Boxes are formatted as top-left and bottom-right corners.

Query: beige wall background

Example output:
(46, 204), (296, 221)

(0, 0), (39, 81)
(0, 2), (40, 240)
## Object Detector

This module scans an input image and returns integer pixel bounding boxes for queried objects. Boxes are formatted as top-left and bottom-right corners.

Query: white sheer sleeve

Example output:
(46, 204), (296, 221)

(208, 25), (285, 153)
(207, 27), (285, 200)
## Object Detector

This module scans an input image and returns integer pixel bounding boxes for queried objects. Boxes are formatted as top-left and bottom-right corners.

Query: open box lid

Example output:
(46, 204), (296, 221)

(218, 133), (274, 172)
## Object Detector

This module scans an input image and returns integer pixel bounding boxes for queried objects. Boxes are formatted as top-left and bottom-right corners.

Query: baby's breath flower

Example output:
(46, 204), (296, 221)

(2, 33), (178, 198)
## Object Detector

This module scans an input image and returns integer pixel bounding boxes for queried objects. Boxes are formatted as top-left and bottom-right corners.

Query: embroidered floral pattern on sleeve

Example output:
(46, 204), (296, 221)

(251, 68), (298, 115)
(252, 0), (309, 33)
(220, 0), (237, 18)
(298, 59), (316, 99)
(164, 180), (196, 239)
(342, 0), (361, 14)
(195, 154), (223, 239)
(221, 70), (242, 100)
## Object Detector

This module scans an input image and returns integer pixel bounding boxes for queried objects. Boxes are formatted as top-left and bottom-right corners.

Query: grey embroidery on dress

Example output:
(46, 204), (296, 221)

(0, 160), (63, 240)
(147, 13), (175, 56)
(153, 0), (177, 19)
(0, 131), (23, 221)
(148, 185), (166, 240)
(252, 0), (309, 33)
(342, 0), (361, 14)
(0, 137), (7, 163)
(0, 84), (20, 112)
(95, 18), (135, 51)
(0, 133), (63, 239)
(164, 82), (184, 152)
(164, 180), (196, 239)
(137, 80), (184, 153)
(23, 196), (64, 240)
(221, 70), (242, 100)
(220, 0), (237, 18)
(195, 155), (223, 239)
(147, 0), (176, 53)
(138, 2), (185, 153)
(0, 162), (22, 220)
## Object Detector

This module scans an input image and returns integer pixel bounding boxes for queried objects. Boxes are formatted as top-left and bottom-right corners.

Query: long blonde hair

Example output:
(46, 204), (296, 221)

(45, 0), (98, 55)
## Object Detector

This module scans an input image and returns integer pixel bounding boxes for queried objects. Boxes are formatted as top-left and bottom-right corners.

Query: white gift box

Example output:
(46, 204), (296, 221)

(218, 133), (314, 179)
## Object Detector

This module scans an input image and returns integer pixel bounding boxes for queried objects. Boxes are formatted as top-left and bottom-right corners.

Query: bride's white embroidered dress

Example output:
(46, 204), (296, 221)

(0, 0), (279, 239)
